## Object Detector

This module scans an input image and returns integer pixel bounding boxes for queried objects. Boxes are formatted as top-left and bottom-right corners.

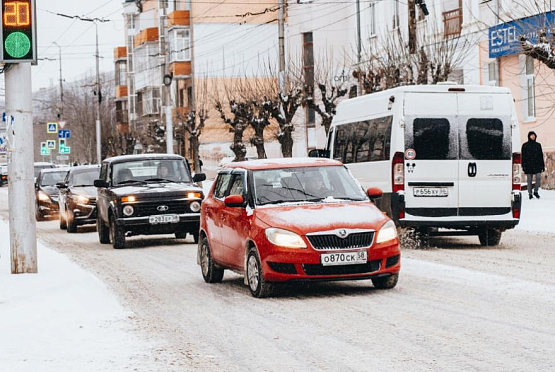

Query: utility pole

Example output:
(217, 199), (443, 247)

(278, 0), (285, 93)
(408, 0), (417, 55)
(356, 0), (362, 94)
(53, 42), (63, 119)
(6, 63), (37, 273)
(159, 0), (174, 154)
(95, 21), (102, 164)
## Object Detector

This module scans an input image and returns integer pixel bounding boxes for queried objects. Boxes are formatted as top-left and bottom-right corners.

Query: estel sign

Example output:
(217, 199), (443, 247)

(489, 11), (555, 59)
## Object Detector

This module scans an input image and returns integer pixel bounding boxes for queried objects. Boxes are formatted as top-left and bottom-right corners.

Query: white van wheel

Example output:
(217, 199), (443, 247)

(478, 228), (502, 246)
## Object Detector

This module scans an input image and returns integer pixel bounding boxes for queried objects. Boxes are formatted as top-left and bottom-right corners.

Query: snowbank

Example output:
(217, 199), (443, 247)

(517, 189), (555, 235)
(0, 219), (153, 371)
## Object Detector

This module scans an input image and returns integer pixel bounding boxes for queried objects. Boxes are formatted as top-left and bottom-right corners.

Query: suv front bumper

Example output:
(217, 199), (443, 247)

(117, 213), (200, 234)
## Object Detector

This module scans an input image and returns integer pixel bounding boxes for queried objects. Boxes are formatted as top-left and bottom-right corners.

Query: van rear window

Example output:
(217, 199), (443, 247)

(462, 118), (510, 160)
(410, 118), (454, 160)
(332, 116), (392, 164)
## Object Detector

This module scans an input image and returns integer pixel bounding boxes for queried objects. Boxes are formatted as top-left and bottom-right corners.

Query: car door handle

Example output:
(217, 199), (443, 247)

(468, 162), (477, 178)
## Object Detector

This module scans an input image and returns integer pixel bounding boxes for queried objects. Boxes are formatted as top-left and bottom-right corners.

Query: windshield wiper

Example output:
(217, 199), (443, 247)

(72, 184), (94, 187)
(117, 179), (146, 185)
(329, 196), (366, 201)
(144, 178), (175, 183)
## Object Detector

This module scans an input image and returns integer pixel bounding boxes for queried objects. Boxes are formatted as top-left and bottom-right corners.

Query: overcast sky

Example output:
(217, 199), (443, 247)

(2, 0), (125, 92)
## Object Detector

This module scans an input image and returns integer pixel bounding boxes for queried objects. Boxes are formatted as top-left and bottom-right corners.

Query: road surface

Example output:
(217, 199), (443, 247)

(1, 187), (554, 371)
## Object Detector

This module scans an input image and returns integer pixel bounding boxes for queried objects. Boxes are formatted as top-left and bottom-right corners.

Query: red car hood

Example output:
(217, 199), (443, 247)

(254, 201), (388, 236)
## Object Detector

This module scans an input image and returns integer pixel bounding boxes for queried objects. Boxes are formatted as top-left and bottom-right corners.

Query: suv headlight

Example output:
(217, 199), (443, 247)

(376, 220), (398, 244)
(265, 228), (307, 249)
(38, 191), (50, 201)
(73, 195), (89, 204)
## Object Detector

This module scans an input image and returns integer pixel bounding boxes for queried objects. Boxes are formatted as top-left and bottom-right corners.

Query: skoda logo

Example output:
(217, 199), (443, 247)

(338, 229), (348, 238)
(157, 205), (169, 212)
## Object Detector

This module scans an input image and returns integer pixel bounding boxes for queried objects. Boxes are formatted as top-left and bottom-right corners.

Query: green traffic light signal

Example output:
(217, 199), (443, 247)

(4, 31), (30, 58)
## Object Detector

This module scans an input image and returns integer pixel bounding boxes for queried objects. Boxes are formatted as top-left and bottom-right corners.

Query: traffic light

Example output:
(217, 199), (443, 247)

(1, 0), (37, 63)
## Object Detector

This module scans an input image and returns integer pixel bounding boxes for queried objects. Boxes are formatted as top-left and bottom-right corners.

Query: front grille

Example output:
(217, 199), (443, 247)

(302, 260), (381, 276)
(307, 232), (374, 251)
(133, 201), (189, 217)
(267, 262), (297, 274)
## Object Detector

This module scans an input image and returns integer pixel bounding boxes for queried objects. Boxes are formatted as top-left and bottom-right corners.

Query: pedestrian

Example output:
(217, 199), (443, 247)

(521, 131), (545, 199)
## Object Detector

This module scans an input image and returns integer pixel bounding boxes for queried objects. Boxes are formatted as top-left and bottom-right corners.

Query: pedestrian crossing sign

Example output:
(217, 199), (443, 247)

(47, 140), (56, 149)
(47, 122), (58, 133)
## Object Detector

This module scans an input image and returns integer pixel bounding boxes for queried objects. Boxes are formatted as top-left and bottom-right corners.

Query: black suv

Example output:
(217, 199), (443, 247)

(35, 167), (70, 221)
(58, 165), (100, 233)
(94, 154), (206, 249)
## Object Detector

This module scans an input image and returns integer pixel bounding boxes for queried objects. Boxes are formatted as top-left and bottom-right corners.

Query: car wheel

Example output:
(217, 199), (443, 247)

(191, 231), (199, 244)
(478, 228), (502, 246)
(35, 204), (44, 221)
(175, 231), (188, 239)
(59, 210), (67, 230)
(372, 273), (399, 290)
(67, 211), (77, 233)
(246, 247), (272, 298)
(110, 216), (126, 249)
(97, 215), (110, 244)
(200, 237), (224, 283)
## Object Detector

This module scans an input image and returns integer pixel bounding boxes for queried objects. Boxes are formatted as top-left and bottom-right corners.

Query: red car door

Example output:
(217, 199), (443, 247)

(220, 171), (251, 269)
(204, 172), (233, 263)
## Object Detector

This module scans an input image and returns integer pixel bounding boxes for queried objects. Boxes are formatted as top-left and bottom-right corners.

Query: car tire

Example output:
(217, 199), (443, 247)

(35, 204), (44, 222)
(175, 231), (188, 239)
(97, 216), (110, 244)
(246, 247), (272, 298)
(110, 216), (126, 249)
(67, 211), (77, 233)
(478, 228), (502, 246)
(200, 237), (224, 283)
(191, 231), (199, 244)
(59, 211), (67, 230)
(372, 273), (399, 290)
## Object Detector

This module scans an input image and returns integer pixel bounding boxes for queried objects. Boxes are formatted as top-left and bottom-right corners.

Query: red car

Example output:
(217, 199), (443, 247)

(198, 158), (401, 297)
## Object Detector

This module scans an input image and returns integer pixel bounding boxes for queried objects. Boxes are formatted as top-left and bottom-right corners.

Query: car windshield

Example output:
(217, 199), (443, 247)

(71, 169), (99, 186)
(34, 165), (53, 178)
(40, 171), (67, 186)
(253, 165), (366, 206)
(112, 159), (191, 185)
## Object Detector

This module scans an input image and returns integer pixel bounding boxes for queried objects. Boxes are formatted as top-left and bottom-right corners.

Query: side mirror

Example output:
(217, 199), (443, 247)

(224, 194), (245, 208)
(94, 179), (109, 188)
(193, 173), (207, 183)
(367, 187), (383, 201)
(308, 149), (330, 158)
(56, 182), (67, 189)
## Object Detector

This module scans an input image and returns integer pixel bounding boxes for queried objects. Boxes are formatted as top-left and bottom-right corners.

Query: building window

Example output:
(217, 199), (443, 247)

(169, 29), (191, 62)
(488, 62), (498, 86)
(442, 0), (463, 38)
(303, 32), (315, 126)
(115, 61), (127, 87)
(392, 0), (400, 29)
(368, 3), (376, 36)
(525, 56), (535, 119)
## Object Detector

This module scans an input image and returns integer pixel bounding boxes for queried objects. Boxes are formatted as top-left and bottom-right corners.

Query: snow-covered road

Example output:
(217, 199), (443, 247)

(0, 186), (554, 371)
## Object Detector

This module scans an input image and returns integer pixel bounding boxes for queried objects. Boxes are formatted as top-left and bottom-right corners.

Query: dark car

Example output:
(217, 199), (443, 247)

(35, 168), (70, 221)
(58, 165), (100, 233)
(33, 162), (55, 183)
(1, 164), (7, 186)
(94, 154), (206, 249)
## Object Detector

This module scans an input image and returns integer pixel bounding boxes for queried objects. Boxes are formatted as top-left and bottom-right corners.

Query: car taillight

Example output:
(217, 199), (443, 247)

(392, 152), (404, 192)
(512, 152), (522, 191)
(513, 207), (520, 219)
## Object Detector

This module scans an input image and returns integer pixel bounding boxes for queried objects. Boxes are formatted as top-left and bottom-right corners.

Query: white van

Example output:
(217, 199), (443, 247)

(317, 85), (522, 246)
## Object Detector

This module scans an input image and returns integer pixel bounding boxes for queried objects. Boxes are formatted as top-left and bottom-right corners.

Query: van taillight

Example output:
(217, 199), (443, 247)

(392, 152), (404, 192)
(512, 153), (522, 191)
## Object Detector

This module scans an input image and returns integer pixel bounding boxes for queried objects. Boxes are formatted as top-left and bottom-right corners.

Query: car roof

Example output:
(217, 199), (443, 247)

(40, 167), (70, 173)
(67, 165), (100, 173)
(34, 162), (55, 167)
(222, 157), (343, 171)
(103, 154), (185, 164)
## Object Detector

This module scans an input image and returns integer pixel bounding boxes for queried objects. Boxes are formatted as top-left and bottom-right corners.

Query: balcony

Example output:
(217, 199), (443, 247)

(443, 7), (463, 38)
(169, 61), (192, 78)
(115, 86), (129, 100)
(134, 27), (159, 48)
(114, 47), (127, 61)
(168, 10), (190, 28)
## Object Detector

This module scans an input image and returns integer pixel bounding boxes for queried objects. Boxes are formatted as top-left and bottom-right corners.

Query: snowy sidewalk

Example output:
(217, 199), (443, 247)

(0, 219), (153, 371)
(516, 189), (555, 235)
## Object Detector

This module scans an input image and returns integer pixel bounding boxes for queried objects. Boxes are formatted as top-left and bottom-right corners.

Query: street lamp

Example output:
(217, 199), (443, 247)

(52, 41), (63, 119)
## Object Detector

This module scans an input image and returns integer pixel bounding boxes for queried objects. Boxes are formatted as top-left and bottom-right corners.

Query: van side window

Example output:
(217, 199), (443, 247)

(462, 118), (510, 160)
(409, 118), (454, 160)
(333, 116), (392, 164)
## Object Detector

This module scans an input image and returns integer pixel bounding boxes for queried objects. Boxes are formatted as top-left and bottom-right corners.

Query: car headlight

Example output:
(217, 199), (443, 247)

(73, 195), (89, 204)
(38, 191), (50, 201)
(123, 205), (134, 217)
(189, 201), (201, 213)
(265, 228), (307, 249)
(121, 196), (136, 203)
(376, 220), (398, 244)
(187, 192), (203, 199)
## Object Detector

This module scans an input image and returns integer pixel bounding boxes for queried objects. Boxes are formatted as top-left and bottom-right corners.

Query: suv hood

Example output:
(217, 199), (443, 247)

(70, 186), (98, 198)
(111, 182), (203, 198)
(254, 201), (387, 235)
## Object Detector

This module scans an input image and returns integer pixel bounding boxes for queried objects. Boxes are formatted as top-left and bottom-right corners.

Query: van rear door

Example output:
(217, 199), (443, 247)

(404, 93), (459, 217)
(457, 94), (513, 217)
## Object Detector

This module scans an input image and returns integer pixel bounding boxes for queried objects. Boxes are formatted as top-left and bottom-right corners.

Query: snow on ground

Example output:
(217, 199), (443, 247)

(0, 219), (154, 371)
(517, 189), (555, 235)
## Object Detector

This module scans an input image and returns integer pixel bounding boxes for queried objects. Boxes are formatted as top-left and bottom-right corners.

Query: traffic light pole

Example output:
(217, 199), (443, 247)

(5, 62), (38, 273)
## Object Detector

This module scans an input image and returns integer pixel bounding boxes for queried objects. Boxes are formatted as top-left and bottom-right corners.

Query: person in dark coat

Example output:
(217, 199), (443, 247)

(521, 131), (545, 199)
